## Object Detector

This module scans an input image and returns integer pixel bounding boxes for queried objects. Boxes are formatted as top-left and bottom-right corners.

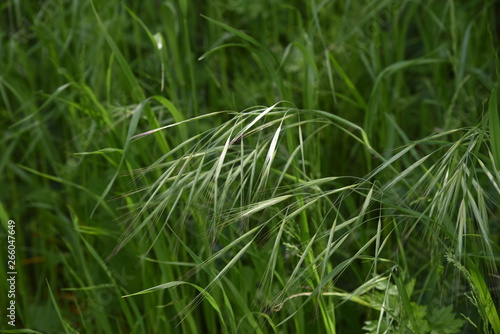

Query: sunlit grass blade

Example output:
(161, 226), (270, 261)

(123, 281), (229, 333)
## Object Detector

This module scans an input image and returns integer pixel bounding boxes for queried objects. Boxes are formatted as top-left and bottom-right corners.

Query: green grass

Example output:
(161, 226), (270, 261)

(1, 0), (499, 333)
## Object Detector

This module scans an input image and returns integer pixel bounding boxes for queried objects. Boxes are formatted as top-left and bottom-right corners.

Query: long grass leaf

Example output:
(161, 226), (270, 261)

(489, 82), (500, 169)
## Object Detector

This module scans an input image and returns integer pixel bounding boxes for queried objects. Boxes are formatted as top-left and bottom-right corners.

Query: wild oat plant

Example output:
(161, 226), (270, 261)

(1, 0), (499, 333)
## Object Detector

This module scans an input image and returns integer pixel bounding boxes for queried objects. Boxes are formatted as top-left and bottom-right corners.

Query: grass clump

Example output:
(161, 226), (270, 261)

(1, 0), (499, 333)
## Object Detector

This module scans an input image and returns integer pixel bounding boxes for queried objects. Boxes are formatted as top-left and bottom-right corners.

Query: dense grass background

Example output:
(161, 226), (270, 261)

(1, 0), (500, 333)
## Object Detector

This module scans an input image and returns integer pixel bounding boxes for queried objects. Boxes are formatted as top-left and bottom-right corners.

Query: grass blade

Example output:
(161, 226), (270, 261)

(489, 82), (500, 169)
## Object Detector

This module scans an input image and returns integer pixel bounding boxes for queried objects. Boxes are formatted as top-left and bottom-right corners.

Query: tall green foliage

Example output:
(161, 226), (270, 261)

(0, 0), (498, 332)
